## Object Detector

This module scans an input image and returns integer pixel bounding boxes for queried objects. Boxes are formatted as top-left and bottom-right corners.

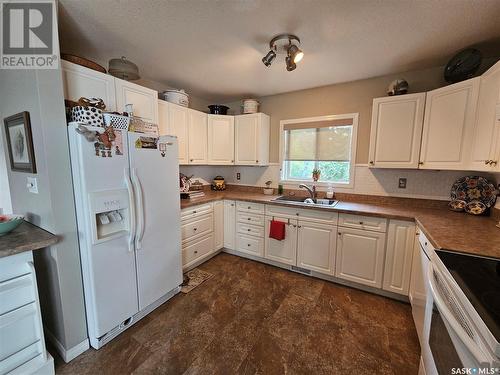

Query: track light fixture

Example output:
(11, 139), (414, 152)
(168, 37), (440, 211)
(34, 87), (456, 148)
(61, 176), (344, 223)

(261, 34), (303, 71)
(262, 50), (276, 67)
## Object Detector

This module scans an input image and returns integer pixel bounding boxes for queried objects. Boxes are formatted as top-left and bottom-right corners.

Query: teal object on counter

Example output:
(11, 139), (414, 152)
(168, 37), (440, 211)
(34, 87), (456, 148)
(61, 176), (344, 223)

(0, 215), (24, 236)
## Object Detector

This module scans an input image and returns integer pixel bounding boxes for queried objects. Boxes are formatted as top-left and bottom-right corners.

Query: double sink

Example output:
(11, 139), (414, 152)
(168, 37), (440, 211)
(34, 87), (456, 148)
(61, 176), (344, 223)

(272, 195), (339, 207)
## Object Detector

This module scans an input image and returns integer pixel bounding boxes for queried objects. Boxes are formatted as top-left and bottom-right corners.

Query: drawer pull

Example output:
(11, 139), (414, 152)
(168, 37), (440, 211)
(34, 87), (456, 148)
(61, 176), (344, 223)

(247, 243), (251, 247)
(247, 206), (251, 209)
(194, 250), (198, 254)
(247, 229), (251, 231)
(193, 228), (197, 231)
(338, 232), (342, 236)
(247, 218), (251, 220)
(359, 221), (363, 225)
(193, 210), (197, 214)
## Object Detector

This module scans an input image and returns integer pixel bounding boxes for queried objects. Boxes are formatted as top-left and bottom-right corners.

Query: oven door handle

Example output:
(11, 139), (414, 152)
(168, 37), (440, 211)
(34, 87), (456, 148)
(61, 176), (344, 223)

(427, 263), (491, 365)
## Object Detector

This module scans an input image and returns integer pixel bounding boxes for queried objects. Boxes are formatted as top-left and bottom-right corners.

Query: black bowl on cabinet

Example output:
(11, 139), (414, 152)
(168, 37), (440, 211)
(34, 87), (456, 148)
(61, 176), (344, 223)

(208, 105), (229, 115)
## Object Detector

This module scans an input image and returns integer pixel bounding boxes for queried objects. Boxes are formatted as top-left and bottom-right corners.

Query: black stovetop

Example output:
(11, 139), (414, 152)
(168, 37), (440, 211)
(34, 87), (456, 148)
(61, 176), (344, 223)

(436, 250), (500, 342)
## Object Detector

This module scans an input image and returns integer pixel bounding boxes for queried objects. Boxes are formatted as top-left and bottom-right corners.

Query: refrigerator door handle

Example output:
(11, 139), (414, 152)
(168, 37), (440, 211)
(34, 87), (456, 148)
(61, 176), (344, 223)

(131, 168), (145, 250)
(124, 168), (136, 252)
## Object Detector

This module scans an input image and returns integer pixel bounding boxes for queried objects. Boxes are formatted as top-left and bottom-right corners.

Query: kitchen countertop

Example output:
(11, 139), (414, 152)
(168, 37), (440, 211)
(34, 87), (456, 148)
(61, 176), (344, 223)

(0, 221), (59, 258)
(181, 191), (500, 260)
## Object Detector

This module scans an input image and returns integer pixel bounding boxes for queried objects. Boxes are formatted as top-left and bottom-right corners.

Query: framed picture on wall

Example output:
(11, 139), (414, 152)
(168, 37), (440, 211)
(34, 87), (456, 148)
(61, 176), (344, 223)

(4, 111), (37, 173)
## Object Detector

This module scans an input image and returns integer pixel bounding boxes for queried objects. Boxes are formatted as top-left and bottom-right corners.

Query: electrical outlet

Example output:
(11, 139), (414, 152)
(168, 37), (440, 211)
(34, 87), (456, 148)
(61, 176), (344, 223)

(27, 177), (38, 194)
(398, 178), (407, 189)
(236, 172), (241, 180)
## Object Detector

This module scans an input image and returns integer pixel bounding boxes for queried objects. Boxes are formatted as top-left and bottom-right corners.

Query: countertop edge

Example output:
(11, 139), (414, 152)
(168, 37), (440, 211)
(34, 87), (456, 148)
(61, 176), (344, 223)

(0, 221), (59, 259)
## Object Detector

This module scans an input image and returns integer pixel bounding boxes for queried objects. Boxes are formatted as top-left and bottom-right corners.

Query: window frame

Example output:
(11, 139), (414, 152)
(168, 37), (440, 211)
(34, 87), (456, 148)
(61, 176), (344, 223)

(279, 113), (358, 189)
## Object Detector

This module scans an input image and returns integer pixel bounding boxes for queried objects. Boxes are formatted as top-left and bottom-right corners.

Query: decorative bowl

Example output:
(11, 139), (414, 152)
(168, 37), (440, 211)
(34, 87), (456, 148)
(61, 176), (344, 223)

(464, 201), (487, 216)
(0, 214), (24, 236)
(448, 199), (467, 212)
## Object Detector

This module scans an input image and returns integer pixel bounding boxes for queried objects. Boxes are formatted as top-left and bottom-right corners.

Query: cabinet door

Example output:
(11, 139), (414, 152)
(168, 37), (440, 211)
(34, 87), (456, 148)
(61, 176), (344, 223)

(336, 227), (386, 288)
(214, 201), (224, 251)
(470, 61), (500, 171)
(188, 109), (208, 164)
(296, 221), (336, 276)
(61, 60), (116, 111)
(167, 103), (189, 164)
(382, 220), (415, 295)
(264, 217), (297, 265)
(235, 113), (259, 165)
(419, 77), (480, 170)
(368, 93), (425, 168)
(208, 115), (234, 164)
(223, 200), (236, 249)
(115, 79), (158, 123)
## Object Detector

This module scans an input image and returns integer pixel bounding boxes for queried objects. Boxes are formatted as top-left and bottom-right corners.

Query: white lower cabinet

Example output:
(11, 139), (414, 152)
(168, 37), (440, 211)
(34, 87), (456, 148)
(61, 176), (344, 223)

(382, 220), (416, 295)
(236, 233), (264, 257)
(182, 234), (214, 269)
(296, 221), (336, 276)
(223, 200), (236, 250)
(234, 201), (265, 257)
(0, 252), (54, 375)
(214, 201), (224, 251)
(264, 217), (297, 265)
(335, 227), (386, 288)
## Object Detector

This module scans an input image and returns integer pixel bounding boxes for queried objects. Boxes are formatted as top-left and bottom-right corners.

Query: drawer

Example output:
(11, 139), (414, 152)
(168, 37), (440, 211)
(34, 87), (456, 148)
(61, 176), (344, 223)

(0, 274), (36, 316)
(237, 212), (264, 227)
(181, 203), (213, 220)
(182, 234), (213, 266)
(265, 204), (338, 225)
(236, 201), (265, 214)
(0, 340), (42, 375)
(237, 222), (265, 238)
(338, 213), (387, 232)
(0, 303), (41, 362)
(181, 213), (213, 243)
(236, 233), (264, 257)
(0, 252), (33, 283)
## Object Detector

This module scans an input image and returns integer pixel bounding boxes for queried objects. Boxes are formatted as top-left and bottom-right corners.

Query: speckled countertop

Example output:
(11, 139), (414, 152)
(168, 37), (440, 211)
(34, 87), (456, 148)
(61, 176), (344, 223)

(181, 191), (500, 260)
(0, 221), (58, 258)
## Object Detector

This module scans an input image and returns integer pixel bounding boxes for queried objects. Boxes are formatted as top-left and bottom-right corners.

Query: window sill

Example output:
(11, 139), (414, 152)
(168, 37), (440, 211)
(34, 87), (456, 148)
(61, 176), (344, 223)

(279, 179), (354, 189)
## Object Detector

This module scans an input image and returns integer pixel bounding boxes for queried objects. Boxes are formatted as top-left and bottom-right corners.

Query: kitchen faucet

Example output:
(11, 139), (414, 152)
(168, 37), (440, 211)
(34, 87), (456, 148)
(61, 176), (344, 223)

(299, 183), (316, 201)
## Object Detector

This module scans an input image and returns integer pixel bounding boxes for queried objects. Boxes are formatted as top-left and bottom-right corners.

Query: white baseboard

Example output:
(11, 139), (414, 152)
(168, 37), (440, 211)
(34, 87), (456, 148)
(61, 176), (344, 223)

(44, 328), (89, 363)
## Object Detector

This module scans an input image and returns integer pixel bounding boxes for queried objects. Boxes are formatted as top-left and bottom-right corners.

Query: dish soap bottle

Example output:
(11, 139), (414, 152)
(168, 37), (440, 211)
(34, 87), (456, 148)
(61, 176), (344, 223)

(326, 183), (335, 199)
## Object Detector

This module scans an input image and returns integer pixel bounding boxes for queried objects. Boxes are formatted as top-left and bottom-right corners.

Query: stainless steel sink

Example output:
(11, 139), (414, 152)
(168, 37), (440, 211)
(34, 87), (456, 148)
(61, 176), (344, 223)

(273, 196), (339, 207)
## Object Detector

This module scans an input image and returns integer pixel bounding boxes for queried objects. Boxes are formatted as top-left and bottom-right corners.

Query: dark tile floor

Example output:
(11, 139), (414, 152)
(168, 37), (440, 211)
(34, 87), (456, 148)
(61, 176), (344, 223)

(54, 253), (420, 374)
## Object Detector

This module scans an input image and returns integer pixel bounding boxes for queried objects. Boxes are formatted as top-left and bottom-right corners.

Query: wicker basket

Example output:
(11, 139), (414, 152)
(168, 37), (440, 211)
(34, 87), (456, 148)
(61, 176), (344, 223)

(62, 54), (106, 73)
(103, 113), (130, 130)
(71, 106), (104, 126)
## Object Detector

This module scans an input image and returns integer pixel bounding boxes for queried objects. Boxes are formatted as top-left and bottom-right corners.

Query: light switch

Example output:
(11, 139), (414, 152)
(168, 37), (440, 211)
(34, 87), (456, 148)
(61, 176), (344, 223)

(27, 177), (38, 194)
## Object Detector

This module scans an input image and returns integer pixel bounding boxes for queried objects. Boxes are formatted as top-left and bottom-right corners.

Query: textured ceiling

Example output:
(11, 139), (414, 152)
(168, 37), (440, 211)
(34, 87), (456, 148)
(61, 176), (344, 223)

(58, 0), (500, 102)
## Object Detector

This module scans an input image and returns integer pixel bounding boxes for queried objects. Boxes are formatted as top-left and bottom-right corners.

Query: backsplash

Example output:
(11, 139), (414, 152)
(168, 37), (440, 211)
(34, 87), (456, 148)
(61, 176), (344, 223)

(180, 165), (500, 201)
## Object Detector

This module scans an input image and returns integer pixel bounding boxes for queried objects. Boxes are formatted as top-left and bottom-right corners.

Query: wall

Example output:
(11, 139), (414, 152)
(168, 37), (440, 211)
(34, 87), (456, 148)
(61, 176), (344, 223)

(224, 58), (499, 164)
(0, 67), (88, 352)
(0, 128), (11, 214)
(180, 164), (500, 201)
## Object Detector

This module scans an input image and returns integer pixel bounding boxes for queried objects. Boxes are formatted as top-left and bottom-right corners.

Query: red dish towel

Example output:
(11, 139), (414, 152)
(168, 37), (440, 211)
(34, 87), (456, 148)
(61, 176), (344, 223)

(269, 220), (286, 241)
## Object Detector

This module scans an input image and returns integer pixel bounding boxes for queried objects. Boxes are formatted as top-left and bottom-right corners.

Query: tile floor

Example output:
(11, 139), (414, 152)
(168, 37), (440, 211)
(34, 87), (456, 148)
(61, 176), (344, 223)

(54, 253), (420, 374)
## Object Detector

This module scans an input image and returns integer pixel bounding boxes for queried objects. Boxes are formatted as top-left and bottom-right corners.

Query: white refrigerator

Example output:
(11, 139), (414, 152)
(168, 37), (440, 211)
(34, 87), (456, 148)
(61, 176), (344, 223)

(67, 123), (182, 349)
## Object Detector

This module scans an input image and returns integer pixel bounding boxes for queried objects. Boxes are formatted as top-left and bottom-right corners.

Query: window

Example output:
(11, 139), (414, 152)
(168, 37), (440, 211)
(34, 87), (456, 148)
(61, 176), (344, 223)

(280, 114), (358, 187)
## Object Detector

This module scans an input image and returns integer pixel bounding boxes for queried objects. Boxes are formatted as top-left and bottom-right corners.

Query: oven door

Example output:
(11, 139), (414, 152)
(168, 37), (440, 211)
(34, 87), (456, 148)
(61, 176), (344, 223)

(427, 262), (495, 374)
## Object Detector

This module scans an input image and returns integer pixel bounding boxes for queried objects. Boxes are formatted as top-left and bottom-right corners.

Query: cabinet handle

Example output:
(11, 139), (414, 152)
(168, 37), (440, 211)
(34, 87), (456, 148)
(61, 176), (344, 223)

(247, 229), (251, 231)
(231, 204), (234, 206)
(231, 160), (234, 163)
(193, 228), (197, 231)
(369, 161), (374, 165)
(193, 210), (197, 214)
(292, 225), (297, 228)
(425, 241), (428, 246)
(418, 161), (424, 165)
(256, 160), (259, 163)
(247, 243), (251, 247)
(248, 206), (251, 209)
(359, 221), (363, 225)
(194, 250), (198, 254)
(491, 161), (497, 166)
(338, 232), (342, 236)
(298, 225), (302, 228)
(247, 218), (251, 220)
(190, 159), (194, 162)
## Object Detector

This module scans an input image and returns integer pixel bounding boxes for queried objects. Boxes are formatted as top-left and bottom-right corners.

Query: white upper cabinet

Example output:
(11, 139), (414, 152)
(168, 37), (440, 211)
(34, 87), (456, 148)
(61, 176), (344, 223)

(469, 61), (500, 171)
(158, 101), (189, 163)
(188, 109), (208, 164)
(368, 93), (425, 168)
(382, 220), (415, 296)
(115, 79), (159, 123)
(208, 115), (235, 164)
(234, 113), (270, 166)
(419, 77), (480, 170)
(61, 60), (117, 111)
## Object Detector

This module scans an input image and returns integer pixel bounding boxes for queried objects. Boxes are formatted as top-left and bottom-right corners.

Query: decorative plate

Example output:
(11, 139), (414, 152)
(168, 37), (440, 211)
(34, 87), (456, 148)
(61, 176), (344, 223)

(464, 201), (487, 215)
(448, 199), (467, 212)
(450, 176), (497, 208)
